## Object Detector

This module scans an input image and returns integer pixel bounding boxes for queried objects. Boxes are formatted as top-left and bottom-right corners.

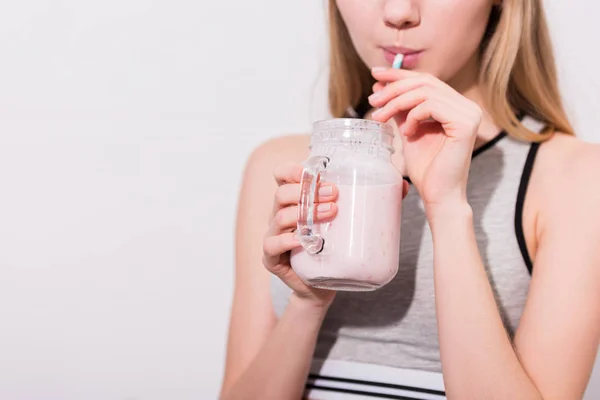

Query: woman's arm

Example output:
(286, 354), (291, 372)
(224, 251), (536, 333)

(428, 144), (600, 399)
(368, 66), (600, 399)
(221, 292), (329, 400)
(220, 137), (334, 400)
(428, 202), (543, 399)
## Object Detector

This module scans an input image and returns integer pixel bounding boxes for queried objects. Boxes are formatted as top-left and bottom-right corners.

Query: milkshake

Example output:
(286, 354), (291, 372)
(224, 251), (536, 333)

(291, 182), (403, 291)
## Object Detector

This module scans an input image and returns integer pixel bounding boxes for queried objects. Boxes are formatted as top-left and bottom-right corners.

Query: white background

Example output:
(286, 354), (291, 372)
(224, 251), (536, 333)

(0, 1), (598, 399)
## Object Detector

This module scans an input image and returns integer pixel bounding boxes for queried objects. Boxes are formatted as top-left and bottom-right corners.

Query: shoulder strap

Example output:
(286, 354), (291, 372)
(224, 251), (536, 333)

(514, 115), (547, 275)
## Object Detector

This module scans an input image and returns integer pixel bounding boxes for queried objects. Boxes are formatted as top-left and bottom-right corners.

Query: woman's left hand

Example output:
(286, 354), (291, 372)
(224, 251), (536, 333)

(368, 67), (482, 215)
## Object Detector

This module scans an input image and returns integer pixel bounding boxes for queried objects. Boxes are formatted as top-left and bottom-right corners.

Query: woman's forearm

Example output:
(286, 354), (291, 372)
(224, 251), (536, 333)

(428, 202), (542, 399)
(221, 293), (328, 400)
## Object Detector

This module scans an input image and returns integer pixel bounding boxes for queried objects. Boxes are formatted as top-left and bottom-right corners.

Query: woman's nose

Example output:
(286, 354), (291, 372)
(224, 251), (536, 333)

(382, 0), (420, 30)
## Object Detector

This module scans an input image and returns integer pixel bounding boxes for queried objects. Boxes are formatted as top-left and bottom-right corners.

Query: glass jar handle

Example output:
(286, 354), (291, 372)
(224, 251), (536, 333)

(296, 155), (330, 254)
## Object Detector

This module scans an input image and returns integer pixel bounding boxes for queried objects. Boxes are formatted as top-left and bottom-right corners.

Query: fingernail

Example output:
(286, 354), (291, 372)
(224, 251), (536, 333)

(368, 91), (382, 102)
(318, 185), (333, 197)
(317, 203), (331, 213)
(371, 66), (387, 73)
(371, 108), (383, 117)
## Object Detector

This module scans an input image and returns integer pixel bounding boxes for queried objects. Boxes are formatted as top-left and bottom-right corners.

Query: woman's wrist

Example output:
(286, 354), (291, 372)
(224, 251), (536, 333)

(424, 198), (473, 231)
(288, 292), (333, 319)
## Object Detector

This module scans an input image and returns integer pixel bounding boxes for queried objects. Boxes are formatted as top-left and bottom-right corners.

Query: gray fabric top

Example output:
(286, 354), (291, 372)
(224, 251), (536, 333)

(271, 117), (543, 373)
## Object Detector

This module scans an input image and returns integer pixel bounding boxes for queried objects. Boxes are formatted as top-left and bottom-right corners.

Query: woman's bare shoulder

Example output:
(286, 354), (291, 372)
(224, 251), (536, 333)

(238, 133), (311, 208)
(535, 132), (600, 185)
(531, 132), (600, 229)
(246, 134), (311, 171)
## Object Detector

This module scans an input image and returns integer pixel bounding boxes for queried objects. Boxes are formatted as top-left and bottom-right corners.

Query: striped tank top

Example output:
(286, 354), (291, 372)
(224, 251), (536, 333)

(270, 114), (547, 399)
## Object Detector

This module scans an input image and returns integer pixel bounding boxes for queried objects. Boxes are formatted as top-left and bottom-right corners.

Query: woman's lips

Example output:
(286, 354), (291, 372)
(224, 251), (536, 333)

(382, 48), (423, 69)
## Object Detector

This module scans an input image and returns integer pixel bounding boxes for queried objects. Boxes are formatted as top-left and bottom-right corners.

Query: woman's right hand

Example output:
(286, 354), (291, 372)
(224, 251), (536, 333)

(262, 162), (339, 309)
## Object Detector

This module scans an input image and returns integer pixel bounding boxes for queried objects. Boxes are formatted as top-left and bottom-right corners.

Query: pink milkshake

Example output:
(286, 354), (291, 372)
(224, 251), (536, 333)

(291, 182), (403, 291)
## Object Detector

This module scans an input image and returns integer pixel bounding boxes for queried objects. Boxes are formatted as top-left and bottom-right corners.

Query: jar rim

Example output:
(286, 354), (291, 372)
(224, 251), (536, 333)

(311, 118), (395, 153)
(312, 118), (395, 137)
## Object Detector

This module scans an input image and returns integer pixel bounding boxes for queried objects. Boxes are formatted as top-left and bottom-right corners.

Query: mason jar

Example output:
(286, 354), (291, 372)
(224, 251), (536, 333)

(290, 118), (404, 291)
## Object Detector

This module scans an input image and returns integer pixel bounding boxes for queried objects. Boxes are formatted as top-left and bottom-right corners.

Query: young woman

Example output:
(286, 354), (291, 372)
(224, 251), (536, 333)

(220, 1), (600, 399)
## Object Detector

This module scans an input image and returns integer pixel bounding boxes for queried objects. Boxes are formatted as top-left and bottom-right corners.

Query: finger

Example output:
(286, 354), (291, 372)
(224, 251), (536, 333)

(273, 163), (304, 185)
(370, 66), (423, 83)
(274, 184), (300, 208)
(264, 258), (293, 281)
(313, 201), (338, 222)
(368, 77), (431, 108)
(402, 100), (451, 137)
(274, 182), (338, 209)
(370, 87), (435, 123)
(263, 232), (301, 262)
(272, 202), (338, 234)
(272, 206), (299, 232)
(372, 81), (385, 93)
(314, 183), (338, 203)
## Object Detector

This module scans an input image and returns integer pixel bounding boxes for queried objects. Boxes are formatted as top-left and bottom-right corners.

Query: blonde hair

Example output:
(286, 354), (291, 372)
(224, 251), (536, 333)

(327, 0), (574, 141)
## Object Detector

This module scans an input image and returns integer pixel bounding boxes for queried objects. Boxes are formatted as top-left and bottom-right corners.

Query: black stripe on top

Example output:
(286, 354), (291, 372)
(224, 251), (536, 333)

(472, 131), (508, 158)
(402, 130), (508, 185)
(305, 383), (428, 400)
(306, 374), (446, 399)
(515, 141), (541, 275)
